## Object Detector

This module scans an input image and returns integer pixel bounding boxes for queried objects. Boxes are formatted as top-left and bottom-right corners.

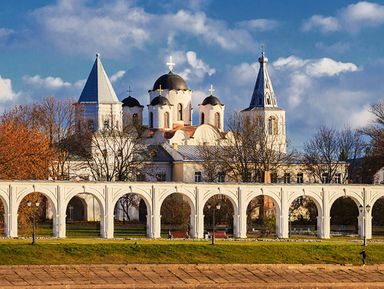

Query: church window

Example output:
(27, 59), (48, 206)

(194, 172), (202, 182)
(271, 172), (278, 183)
(284, 173), (291, 184)
(103, 120), (109, 130)
(164, 112), (170, 129)
(334, 173), (342, 184)
(88, 120), (94, 131)
(268, 118), (273, 135)
(267, 97), (271, 105)
(321, 172), (330, 184)
(201, 113), (205, 124)
(177, 103), (183, 121)
(296, 173), (304, 183)
(218, 172), (225, 183)
(132, 113), (138, 125)
(215, 112), (220, 129)
(149, 112), (154, 128)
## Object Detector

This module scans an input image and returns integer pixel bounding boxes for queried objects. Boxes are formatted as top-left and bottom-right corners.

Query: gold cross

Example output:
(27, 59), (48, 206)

(158, 84), (163, 96)
(166, 56), (175, 72)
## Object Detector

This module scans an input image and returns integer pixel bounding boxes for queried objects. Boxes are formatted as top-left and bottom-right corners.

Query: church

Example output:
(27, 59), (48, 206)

(71, 51), (289, 184)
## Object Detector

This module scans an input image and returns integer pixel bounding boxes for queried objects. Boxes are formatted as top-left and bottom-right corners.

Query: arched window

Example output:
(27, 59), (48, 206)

(132, 113), (138, 126)
(273, 117), (278, 135)
(149, 112), (154, 128)
(164, 112), (169, 129)
(215, 112), (220, 128)
(201, 113), (205, 124)
(177, 103), (183, 121)
(268, 118), (273, 135)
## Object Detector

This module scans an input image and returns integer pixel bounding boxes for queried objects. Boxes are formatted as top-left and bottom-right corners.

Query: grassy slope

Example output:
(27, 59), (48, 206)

(0, 239), (382, 265)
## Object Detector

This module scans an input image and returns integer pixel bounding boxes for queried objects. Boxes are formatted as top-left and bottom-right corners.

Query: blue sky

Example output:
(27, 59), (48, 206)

(0, 0), (383, 149)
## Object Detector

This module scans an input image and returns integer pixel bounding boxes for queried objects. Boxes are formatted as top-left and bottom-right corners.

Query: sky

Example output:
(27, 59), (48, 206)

(0, 0), (383, 149)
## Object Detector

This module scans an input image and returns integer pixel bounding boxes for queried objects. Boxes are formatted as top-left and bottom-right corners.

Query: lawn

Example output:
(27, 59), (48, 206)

(0, 238), (382, 265)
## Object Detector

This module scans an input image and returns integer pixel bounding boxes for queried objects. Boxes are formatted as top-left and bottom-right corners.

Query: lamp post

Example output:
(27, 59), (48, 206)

(207, 203), (221, 245)
(27, 201), (40, 245)
(359, 204), (371, 246)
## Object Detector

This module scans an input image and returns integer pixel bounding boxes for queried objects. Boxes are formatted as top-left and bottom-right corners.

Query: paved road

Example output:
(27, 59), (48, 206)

(1, 264), (384, 288)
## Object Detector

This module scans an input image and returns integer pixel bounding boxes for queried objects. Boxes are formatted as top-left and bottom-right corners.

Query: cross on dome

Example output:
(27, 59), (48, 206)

(157, 84), (163, 96)
(166, 56), (175, 72)
(209, 84), (215, 95)
(127, 86), (133, 96)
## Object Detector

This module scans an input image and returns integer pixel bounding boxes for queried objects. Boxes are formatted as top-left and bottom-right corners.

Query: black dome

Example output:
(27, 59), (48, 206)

(201, 95), (223, 106)
(122, 96), (143, 108)
(150, 96), (172, 106)
(153, 72), (188, 91)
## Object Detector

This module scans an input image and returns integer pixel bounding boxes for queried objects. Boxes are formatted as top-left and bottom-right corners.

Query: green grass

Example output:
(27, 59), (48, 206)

(0, 239), (383, 265)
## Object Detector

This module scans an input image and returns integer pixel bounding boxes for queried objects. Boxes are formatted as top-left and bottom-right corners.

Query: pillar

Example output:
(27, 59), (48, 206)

(56, 185), (66, 238)
(320, 188), (330, 239)
(278, 188), (289, 238)
(8, 185), (18, 238)
(195, 187), (204, 239)
(237, 187), (247, 238)
(151, 186), (161, 238)
(103, 185), (114, 239)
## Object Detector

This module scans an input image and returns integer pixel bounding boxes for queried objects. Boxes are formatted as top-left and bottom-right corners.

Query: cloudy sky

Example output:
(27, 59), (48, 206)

(0, 0), (383, 149)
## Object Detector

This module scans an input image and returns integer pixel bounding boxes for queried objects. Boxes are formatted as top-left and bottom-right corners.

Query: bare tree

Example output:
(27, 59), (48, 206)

(197, 144), (227, 182)
(364, 101), (384, 166)
(218, 112), (295, 183)
(116, 194), (140, 222)
(302, 126), (350, 183)
(79, 124), (149, 181)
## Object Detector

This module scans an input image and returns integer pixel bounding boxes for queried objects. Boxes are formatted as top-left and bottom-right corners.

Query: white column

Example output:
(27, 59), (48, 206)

(366, 212), (372, 240)
(8, 185), (18, 238)
(278, 188), (289, 238)
(189, 214), (197, 238)
(233, 214), (239, 238)
(151, 186), (161, 238)
(103, 185), (114, 239)
(320, 188), (330, 239)
(237, 187), (247, 238)
(195, 187), (204, 239)
(56, 185), (66, 238)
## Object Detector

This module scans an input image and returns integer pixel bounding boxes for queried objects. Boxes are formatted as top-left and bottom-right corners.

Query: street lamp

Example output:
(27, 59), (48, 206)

(207, 203), (221, 245)
(27, 201), (40, 245)
(359, 204), (371, 246)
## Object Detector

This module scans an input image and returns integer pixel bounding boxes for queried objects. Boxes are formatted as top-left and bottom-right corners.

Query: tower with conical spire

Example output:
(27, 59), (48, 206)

(241, 50), (286, 153)
(75, 53), (123, 131)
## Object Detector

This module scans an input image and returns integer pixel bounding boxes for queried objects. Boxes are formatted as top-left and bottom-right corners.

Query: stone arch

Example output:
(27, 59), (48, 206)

(329, 193), (361, 236)
(64, 188), (105, 237)
(159, 189), (196, 238)
(288, 192), (322, 237)
(0, 190), (8, 236)
(245, 190), (281, 238)
(370, 193), (384, 236)
(202, 189), (238, 213)
(329, 190), (363, 209)
(112, 188), (152, 238)
(16, 187), (57, 214)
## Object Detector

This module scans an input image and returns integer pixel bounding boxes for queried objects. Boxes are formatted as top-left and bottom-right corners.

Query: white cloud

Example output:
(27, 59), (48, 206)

(237, 19), (279, 31)
(301, 15), (340, 33)
(302, 1), (384, 33)
(0, 28), (14, 39)
(32, 1), (257, 57)
(0, 76), (19, 103)
(273, 56), (358, 78)
(315, 42), (350, 54)
(110, 70), (126, 83)
(22, 75), (71, 90)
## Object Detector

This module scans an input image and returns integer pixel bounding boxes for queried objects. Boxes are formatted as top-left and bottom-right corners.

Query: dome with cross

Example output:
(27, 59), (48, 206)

(152, 56), (188, 91)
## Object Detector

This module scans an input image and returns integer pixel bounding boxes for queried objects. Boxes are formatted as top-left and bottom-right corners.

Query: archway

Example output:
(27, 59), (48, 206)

(246, 196), (277, 238)
(17, 192), (54, 238)
(113, 193), (147, 238)
(289, 196), (319, 237)
(161, 193), (192, 238)
(204, 194), (234, 238)
(0, 198), (5, 236)
(330, 197), (359, 237)
(65, 193), (102, 238)
(372, 197), (384, 236)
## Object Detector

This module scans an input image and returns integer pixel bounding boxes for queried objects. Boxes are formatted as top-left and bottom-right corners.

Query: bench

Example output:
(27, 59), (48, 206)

(209, 231), (227, 239)
(171, 231), (189, 239)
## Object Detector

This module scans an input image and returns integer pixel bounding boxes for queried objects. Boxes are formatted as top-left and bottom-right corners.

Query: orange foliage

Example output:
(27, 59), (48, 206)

(0, 121), (55, 180)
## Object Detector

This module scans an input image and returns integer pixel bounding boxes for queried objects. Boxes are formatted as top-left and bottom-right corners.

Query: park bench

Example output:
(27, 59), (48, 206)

(210, 231), (227, 239)
(171, 231), (189, 239)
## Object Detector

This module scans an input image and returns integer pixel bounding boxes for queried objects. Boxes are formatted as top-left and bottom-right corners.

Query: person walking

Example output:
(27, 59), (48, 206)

(360, 249), (366, 266)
